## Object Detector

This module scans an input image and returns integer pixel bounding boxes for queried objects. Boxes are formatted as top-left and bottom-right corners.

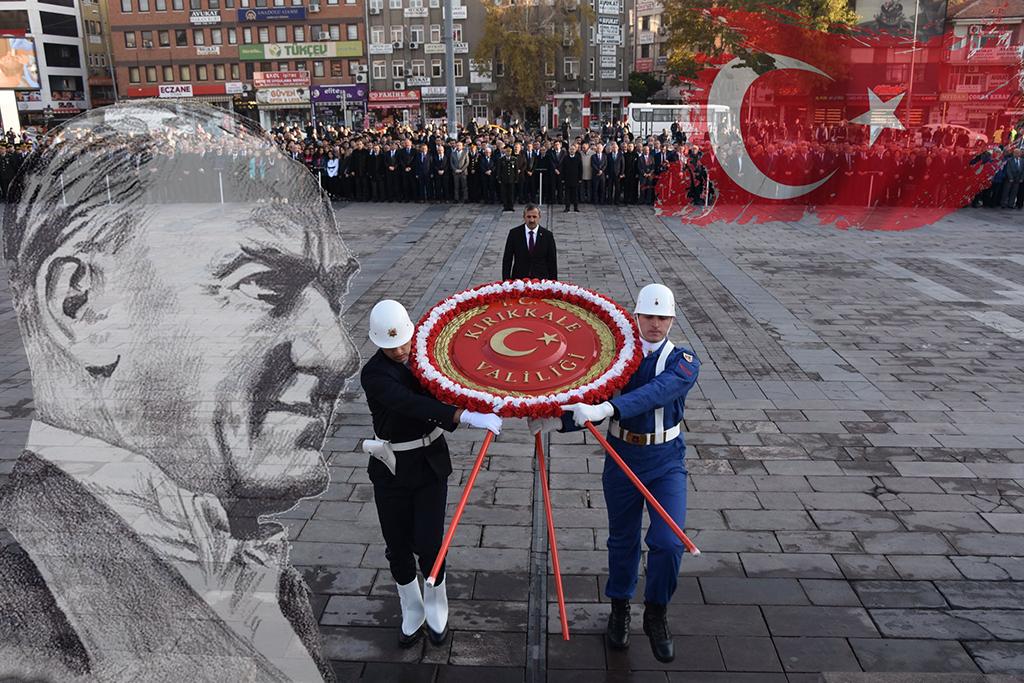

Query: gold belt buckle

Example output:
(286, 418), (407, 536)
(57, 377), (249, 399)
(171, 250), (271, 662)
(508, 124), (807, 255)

(628, 432), (646, 445)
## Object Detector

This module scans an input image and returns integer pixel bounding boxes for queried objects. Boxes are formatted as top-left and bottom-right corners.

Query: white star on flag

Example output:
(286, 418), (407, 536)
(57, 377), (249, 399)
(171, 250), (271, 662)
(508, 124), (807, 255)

(850, 88), (906, 146)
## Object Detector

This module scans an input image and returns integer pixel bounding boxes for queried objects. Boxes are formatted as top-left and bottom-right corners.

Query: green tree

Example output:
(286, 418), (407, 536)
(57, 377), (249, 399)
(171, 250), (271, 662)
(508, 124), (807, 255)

(472, 0), (593, 122)
(629, 72), (664, 102)
(661, 0), (858, 81)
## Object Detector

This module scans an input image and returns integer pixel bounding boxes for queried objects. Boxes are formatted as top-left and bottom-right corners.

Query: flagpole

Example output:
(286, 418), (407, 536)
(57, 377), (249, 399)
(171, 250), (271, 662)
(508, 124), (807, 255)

(905, 0), (921, 147)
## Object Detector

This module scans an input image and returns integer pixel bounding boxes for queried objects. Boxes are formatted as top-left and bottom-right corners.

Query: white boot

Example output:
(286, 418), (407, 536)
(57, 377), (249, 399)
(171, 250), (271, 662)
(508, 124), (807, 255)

(423, 577), (449, 645)
(396, 579), (425, 647)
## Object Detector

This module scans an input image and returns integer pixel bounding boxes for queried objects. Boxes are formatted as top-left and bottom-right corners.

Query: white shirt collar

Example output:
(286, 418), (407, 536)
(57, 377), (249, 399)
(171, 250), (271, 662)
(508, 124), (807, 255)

(25, 420), (322, 680)
(524, 225), (539, 241)
(640, 337), (663, 357)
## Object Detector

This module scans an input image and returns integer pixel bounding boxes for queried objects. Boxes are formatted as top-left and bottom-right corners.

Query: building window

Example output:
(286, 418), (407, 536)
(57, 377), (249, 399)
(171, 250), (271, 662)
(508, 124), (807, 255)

(410, 25), (423, 43)
(214, 63), (225, 79)
(473, 105), (487, 120)
(175, 28), (188, 46)
(329, 24), (340, 40)
(392, 60), (404, 78)
(563, 57), (578, 78)
(495, 60), (504, 77)
(276, 26), (287, 41)
(138, 0), (150, 9)
(197, 64), (208, 80)
(208, 0), (220, 6)
(258, 27), (269, 42)
(431, 59), (441, 78)
(640, 44), (649, 58)
(155, 0), (166, 9)
(244, 62), (254, 78)
(138, 30), (151, 47)
(410, 59), (424, 76)
(193, 28), (205, 45)
(211, 28), (222, 44)
(242, 27), (252, 43)
(544, 60), (554, 76)
(453, 23), (462, 41)
(158, 30), (170, 46)
(313, 59), (325, 76)
(348, 59), (359, 74)
(370, 25), (384, 43)
(390, 26), (403, 43)
(372, 60), (386, 79)
(190, 0), (200, 7)
(162, 65), (173, 80)
(368, 0), (382, 10)
(124, 31), (136, 48)
(128, 66), (140, 82)
(588, 57), (594, 79)
(389, 0), (401, 8)
(295, 60), (306, 70)
(454, 58), (462, 78)
(230, 63), (240, 78)
(180, 64), (191, 79)
(172, 0), (182, 8)
(145, 65), (157, 82)
(347, 23), (358, 40)
(430, 24), (440, 43)
(294, 26), (305, 41)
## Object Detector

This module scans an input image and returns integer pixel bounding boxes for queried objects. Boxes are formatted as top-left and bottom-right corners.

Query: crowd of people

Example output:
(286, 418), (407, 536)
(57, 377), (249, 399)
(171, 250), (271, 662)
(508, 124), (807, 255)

(266, 118), (704, 211)
(4, 111), (1024, 212)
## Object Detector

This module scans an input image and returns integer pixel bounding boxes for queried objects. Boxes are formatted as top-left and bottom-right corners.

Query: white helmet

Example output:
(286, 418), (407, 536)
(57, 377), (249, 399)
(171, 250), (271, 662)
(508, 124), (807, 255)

(634, 283), (676, 317)
(369, 299), (415, 348)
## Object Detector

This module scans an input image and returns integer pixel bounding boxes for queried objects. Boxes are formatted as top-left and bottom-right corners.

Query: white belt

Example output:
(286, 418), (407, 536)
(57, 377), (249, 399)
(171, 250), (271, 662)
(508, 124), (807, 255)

(608, 419), (682, 446)
(377, 427), (443, 452)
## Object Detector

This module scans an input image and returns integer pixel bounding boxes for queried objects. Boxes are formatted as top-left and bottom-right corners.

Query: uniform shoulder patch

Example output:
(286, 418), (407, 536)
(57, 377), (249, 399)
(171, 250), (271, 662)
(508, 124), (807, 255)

(682, 352), (693, 363)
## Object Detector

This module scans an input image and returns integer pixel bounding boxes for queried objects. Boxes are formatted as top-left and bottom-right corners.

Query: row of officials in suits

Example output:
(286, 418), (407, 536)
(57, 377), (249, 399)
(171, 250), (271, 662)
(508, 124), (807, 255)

(321, 138), (677, 208)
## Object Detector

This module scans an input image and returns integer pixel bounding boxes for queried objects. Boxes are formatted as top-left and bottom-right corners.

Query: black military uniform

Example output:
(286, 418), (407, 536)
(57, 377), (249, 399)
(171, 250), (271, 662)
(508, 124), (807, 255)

(360, 349), (459, 586)
(498, 150), (519, 211)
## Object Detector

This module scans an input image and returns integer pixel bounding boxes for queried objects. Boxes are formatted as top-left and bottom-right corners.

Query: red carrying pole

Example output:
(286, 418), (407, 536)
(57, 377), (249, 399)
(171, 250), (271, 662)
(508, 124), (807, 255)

(427, 430), (495, 585)
(584, 421), (701, 556)
(535, 431), (570, 640)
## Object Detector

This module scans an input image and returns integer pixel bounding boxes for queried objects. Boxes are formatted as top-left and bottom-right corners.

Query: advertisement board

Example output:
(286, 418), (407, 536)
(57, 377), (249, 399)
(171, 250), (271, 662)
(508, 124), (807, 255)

(189, 10), (220, 24)
(240, 41), (362, 60)
(0, 37), (39, 90)
(237, 7), (306, 20)
(255, 86), (310, 105)
(254, 70), (311, 88)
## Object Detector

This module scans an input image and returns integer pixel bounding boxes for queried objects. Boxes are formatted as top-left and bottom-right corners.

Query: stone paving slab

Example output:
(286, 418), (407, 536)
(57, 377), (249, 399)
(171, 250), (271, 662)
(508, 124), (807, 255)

(5, 203), (1024, 680)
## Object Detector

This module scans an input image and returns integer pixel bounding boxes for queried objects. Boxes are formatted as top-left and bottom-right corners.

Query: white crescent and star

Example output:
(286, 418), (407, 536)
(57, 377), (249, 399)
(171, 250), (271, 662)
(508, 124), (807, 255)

(707, 54), (907, 200)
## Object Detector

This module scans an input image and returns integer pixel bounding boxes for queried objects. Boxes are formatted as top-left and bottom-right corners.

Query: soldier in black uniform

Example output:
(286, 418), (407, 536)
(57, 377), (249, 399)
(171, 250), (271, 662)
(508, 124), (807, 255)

(498, 143), (519, 212)
(360, 300), (502, 648)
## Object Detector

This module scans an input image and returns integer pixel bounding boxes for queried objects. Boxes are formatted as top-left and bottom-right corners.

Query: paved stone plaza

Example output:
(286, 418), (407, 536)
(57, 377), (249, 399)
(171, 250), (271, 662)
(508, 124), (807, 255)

(4, 203), (1024, 682)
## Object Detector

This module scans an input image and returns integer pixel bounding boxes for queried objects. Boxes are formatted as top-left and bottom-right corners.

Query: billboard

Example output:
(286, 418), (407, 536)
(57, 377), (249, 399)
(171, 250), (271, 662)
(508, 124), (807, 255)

(254, 70), (310, 88)
(239, 41), (362, 60)
(0, 37), (40, 90)
(237, 7), (306, 20)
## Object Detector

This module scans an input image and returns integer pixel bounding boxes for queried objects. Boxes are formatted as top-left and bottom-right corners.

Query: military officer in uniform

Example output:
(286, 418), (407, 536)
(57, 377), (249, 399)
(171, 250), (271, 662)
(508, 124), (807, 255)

(498, 143), (520, 212)
(534, 283), (699, 663)
(360, 300), (503, 648)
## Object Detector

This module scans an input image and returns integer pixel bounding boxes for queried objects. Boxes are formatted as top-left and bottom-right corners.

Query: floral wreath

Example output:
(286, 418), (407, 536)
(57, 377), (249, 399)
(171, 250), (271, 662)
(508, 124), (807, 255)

(410, 279), (642, 418)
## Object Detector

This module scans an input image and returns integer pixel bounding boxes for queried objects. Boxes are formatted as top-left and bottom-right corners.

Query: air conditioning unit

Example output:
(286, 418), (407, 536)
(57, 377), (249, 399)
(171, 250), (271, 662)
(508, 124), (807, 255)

(356, 72), (368, 82)
(544, 79), (556, 89)
(318, 31), (331, 40)
(409, 41), (420, 49)
(369, 6), (381, 12)
(392, 41), (403, 49)
(393, 79), (405, 89)
(358, 64), (369, 72)
(562, 38), (573, 47)
(309, 2), (321, 11)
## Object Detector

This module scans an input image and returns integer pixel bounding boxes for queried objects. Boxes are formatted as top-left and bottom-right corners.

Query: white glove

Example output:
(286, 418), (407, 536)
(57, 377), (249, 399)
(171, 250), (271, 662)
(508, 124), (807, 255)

(361, 438), (397, 475)
(527, 417), (562, 435)
(560, 401), (614, 428)
(459, 410), (502, 435)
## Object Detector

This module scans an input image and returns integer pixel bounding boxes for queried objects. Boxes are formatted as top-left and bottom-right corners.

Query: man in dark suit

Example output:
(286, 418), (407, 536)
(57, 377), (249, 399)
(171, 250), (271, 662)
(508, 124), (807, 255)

(360, 300), (501, 647)
(607, 142), (624, 205)
(501, 204), (558, 280)
(414, 143), (431, 202)
(399, 138), (418, 202)
(386, 142), (402, 201)
(591, 143), (608, 205)
(546, 141), (566, 205)
(431, 142), (450, 202)
(0, 101), (349, 680)
(479, 147), (497, 204)
(561, 143), (583, 212)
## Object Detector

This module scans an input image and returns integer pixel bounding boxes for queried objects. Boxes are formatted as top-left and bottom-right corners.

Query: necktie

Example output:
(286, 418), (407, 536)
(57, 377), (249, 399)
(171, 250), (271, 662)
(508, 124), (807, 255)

(528, 230), (535, 253)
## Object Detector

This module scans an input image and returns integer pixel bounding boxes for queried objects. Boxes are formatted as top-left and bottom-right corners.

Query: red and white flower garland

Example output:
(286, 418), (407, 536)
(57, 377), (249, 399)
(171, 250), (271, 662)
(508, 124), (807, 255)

(410, 280), (641, 418)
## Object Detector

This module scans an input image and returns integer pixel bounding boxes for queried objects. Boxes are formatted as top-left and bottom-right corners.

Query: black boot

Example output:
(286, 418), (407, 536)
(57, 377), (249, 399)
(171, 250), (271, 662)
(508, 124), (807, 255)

(643, 602), (674, 663)
(606, 599), (630, 650)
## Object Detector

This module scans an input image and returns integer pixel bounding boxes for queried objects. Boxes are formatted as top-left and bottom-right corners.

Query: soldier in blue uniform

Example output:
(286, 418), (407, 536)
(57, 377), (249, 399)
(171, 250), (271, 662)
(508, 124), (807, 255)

(361, 300), (502, 648)
(534, 283), (699, 662)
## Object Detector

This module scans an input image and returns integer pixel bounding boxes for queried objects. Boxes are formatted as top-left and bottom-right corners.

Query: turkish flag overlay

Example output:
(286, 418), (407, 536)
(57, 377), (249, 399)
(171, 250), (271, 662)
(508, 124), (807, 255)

(657, 7), (1024, 230)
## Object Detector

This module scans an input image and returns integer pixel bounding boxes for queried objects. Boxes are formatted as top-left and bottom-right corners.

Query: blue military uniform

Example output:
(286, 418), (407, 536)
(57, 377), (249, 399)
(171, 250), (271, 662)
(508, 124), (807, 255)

(579, 339), (700, 605)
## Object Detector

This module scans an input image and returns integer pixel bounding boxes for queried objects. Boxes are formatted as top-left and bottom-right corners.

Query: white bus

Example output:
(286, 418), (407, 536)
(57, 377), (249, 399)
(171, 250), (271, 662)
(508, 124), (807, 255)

(627, 103), (733, 140)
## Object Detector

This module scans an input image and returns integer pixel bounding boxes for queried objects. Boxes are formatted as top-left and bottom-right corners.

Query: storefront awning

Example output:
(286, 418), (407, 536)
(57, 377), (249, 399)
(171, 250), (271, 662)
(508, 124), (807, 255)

(368, 101), (419, 109)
